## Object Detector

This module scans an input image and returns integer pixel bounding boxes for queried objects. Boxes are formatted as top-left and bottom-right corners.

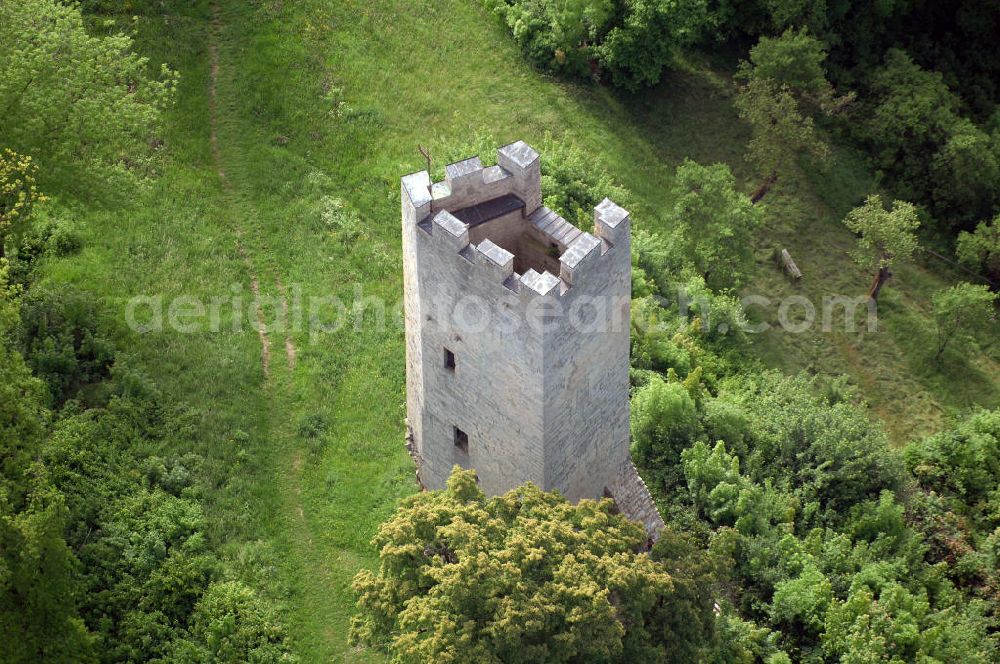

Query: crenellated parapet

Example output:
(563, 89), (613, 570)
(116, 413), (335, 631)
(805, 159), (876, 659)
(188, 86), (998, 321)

(402, 142), (630, 299)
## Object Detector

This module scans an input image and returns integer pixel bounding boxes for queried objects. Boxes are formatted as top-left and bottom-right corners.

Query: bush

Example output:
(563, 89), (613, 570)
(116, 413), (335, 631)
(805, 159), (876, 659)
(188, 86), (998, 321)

(823, 583), (993, 663)
(19, 286), (114, 405)
(712, 372), (905, 524)
(484, 0), (613, 77)
(8, 210), (84, 287)
(171, 581), (296, 663)
(930, 120), (1000, 226)
(598, 0), (706, 91)
(905, 409), (1000, 513)
(631, 373), (699, 467)
(931, 282), (998, 360)
(485, 0), (705, 89)
(770, 565), (833, 637)
(702, 399), (749, 454)
(538, 137), (631, 229)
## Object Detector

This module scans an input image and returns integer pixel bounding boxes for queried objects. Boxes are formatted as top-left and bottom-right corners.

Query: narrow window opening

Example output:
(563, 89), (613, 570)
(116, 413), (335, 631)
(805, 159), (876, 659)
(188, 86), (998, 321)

(444, 348), (456, 371)
(454, 427), (469, 454)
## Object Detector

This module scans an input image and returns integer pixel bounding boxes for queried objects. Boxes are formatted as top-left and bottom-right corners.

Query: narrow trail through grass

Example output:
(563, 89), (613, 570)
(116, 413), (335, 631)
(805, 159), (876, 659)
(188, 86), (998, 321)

(207, 2), (304, 377)
(207, 26), (272, 376)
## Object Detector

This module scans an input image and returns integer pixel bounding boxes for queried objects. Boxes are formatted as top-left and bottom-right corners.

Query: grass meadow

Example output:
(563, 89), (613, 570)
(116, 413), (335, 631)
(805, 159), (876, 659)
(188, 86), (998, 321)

(33, 0), (1000, 658)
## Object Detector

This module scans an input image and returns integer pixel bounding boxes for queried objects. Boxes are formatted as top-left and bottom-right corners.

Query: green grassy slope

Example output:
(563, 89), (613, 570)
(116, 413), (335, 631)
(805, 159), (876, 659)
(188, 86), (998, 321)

(36, 0), (999, 659)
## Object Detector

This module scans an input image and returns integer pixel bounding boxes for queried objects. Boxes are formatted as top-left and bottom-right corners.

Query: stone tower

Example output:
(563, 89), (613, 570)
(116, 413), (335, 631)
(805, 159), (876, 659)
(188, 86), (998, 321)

(401, 141), (663, 537)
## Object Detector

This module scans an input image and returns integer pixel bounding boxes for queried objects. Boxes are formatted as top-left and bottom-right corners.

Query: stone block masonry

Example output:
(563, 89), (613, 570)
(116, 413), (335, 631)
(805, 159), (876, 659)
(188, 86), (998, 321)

(401, 140), (664, 539)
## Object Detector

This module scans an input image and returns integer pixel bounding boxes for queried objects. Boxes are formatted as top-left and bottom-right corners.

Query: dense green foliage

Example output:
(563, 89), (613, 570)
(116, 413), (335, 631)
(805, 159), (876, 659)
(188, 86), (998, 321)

(0, 260), (297, 663)
(538, 138), (632, 228)
(665, 160), (762, 290)
(640, 370), (1000, 661)
(739, 29), (838, 114)
(932, 283), (998, 360)
(488, 0), (1000, 243)
(483, 0), (705, 90)
(0, 0), (177, 195)
(734, 76), (827, 193)
(958, 215), (1000, 287)
(0, 305), (92, 662)
(2, 0), (998, 659)
(351, 467), (716, 663)
(0, 4), (294, 661)
(618, 129), (999, 657)
(620, 171), (1000, 658)
(853, 50), (1000, 230)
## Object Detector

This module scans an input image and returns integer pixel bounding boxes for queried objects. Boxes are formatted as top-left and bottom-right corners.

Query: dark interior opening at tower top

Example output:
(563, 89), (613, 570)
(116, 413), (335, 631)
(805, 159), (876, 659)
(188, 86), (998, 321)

(450, 194), (583, 277)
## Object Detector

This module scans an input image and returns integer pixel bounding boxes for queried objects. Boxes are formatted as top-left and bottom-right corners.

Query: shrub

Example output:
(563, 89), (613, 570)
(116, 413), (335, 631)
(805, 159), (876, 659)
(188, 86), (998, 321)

(11, 210), (83, 281)
(484, 0), (613, 77)
(484, 0), (705, 89)
(19, 286), (114, 405)
(171, 581), (296, 663)
(702, 399), (749, 454)
(631, 373), (699, 467)
(713, 372), (905, 524)
(770, 565), (833, 637)
(538, 137), (631, 229)
(597, 0), (706, 91)
(905, 409), (1000, 512)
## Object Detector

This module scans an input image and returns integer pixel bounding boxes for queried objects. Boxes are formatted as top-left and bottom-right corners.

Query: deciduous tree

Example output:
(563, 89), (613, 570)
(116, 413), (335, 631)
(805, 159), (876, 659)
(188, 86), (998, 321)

(597, 0), (706, 91)
(0, 472), (94, 663)
(735, 30), (834, 202)
(931, 282), (998, 360)
(957, 215), (1000, 287)
(0, 150), (45, 259)
(631, 373), (699, 469)
(0, 273), (91, 663)
(843, 194), (920, 301)
(666, 160), (763, 290)
(0, 0), (176, 195)
(735, 77), (828, 202)
(351, 467), (709, 663)
(929, 121), (1000, 227)
(741, 28), (847, 115)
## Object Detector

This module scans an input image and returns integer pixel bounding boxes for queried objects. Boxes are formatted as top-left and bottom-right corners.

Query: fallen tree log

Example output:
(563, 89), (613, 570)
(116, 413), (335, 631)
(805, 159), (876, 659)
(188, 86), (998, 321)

(778, 248), (802, 280)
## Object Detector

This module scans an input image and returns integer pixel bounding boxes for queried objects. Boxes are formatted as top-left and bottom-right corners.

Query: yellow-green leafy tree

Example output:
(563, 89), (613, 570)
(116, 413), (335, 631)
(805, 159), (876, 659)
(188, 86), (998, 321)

(0, 150), (45, 259)
(351, 467), (713, 663)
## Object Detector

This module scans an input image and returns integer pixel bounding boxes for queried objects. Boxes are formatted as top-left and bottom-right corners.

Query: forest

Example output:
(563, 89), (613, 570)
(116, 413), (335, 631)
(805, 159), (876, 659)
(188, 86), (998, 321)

(1, 0), (999, 661)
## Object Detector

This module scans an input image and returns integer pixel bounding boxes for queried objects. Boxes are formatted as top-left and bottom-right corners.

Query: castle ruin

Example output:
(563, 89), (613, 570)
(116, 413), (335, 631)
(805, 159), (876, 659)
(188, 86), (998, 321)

(401, 140), (663, 539)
